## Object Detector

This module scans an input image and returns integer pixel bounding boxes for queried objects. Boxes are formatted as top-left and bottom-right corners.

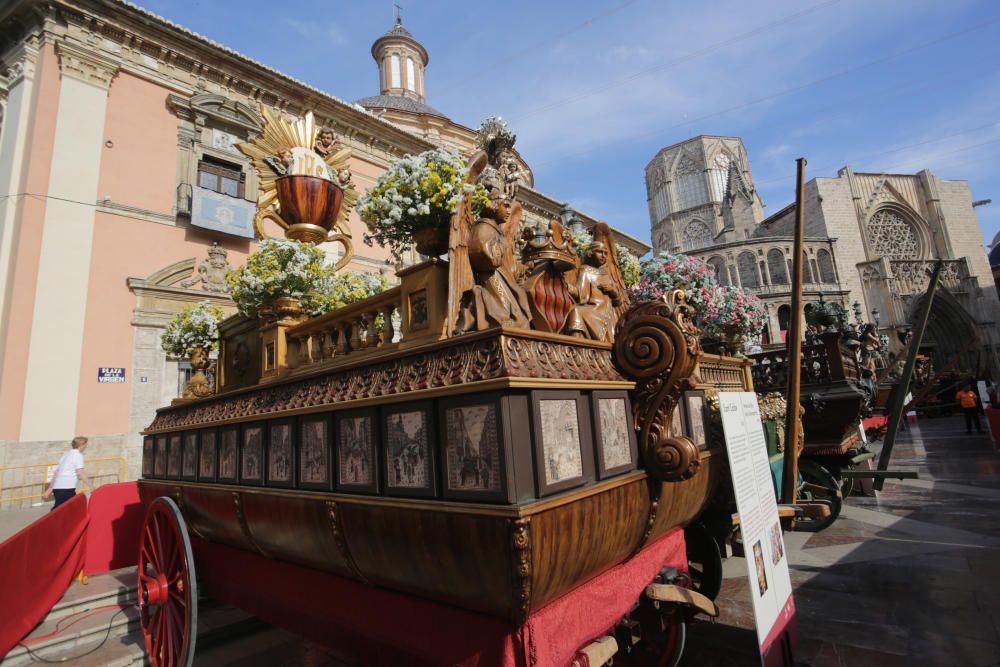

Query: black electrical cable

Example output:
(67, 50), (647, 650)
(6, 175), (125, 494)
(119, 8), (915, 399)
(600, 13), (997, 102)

(17, 604), (134, 664)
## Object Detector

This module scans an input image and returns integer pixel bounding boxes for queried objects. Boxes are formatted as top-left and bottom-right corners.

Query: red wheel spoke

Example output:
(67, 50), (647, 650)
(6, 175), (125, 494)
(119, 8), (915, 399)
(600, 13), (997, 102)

(166, 539), (180, 578)
(169, 588), (187, 607)
(152, 515), (167, 577)
(141, 544), (158, 573)
(153, 606), (165, 660)
(163, 604), (172, 665)
(144, 527), (162, 573)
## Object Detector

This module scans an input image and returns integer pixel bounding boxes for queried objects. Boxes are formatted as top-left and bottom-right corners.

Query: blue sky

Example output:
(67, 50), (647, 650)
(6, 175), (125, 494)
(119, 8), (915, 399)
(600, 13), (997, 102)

(135, 0), (1000, 252)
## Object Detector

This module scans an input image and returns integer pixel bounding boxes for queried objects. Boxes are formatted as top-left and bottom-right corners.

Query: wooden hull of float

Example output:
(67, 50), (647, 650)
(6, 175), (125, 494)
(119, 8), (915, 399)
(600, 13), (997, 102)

(139, 454), (721, 624)
(139, 290), (743, 626)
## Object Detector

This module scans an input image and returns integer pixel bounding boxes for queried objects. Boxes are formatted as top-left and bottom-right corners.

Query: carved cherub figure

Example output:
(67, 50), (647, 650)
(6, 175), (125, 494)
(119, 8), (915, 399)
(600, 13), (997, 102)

(499, 155), (521, 201)
(313, 128), (339, 159)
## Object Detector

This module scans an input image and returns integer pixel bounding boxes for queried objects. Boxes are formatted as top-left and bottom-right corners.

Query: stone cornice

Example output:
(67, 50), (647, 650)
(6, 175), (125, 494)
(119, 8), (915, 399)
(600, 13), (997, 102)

(55, 40), (119, 88)
(2, 40), (38, 85)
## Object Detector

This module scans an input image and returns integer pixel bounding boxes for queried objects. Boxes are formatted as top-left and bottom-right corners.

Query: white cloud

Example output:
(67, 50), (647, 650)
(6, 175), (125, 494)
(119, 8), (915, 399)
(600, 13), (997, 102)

(281, 17), (349, 46)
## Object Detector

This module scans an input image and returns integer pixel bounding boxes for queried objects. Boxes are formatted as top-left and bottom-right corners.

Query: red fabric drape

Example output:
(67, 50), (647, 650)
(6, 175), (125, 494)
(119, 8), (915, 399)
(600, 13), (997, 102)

(0, 494), (89, 660)
(196, 527), (686, 667)
(85, 482), (144, 575)
(862, 415), (887, 430)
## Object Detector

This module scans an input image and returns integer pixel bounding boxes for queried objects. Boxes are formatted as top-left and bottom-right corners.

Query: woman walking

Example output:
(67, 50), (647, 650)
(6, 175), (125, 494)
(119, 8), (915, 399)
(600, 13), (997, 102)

(42, 436), (91, 510)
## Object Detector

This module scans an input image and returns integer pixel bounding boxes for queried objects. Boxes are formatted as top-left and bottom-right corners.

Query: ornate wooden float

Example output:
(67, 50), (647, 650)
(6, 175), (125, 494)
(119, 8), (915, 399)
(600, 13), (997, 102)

(135, 118), (750, 666)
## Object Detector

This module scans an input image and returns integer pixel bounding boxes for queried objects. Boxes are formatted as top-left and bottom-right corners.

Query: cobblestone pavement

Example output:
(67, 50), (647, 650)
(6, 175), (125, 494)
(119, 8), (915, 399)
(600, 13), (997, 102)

(682, 415), (1000, 666)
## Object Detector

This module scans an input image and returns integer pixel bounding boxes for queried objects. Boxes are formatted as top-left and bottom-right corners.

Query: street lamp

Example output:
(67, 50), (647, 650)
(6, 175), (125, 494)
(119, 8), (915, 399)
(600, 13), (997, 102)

(852, 301), (863, 323)
(871, 308), (880, 327)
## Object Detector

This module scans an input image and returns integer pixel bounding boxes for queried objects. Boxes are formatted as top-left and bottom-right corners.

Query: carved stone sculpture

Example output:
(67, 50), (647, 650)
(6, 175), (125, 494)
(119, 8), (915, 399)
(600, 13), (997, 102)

(181, 242), (231, 293)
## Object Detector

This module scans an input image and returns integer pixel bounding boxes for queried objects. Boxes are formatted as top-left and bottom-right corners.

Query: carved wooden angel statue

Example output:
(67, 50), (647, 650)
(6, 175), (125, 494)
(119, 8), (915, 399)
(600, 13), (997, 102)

(564, 223), (630, 342)
(449, 151), (532, 334)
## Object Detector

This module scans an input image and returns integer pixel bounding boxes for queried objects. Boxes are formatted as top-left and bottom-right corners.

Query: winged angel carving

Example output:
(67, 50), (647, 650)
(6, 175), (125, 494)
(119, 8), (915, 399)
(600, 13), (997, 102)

(448, 151), (532, 334)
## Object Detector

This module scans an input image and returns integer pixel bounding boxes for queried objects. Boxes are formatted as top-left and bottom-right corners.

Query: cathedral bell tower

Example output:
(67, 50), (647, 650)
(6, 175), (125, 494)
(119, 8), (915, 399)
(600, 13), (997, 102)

(371, 17), (429, 104)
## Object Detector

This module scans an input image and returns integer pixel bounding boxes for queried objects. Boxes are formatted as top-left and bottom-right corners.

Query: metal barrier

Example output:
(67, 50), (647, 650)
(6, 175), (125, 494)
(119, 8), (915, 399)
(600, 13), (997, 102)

(0, 458), (126, 510)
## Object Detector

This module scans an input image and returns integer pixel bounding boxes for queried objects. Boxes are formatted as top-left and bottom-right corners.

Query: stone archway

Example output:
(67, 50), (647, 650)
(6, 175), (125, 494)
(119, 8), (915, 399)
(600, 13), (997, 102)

(908, 288), (981, 376)
(123, 253), (237, 480)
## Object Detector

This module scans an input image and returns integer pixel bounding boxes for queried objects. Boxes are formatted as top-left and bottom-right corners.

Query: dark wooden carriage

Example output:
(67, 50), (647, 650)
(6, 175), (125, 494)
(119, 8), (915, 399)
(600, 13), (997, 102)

(137, 281), (749, 665)
(136, 127), (750, 666)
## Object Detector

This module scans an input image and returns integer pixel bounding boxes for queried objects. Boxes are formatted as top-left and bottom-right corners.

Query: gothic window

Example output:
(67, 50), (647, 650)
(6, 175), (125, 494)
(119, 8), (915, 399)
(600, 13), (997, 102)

(738, 251), (759, 288)
(683, 219), (713, 251)
(868, 209), (920, 260)
(802, 250), (813, 283)
(675, 157), (707, 210)
(817, 249), (836, 284)
(778, 304), (791, 333)
(709, 153), (733, 201)
(708, 255), (730, 286)
(767, 249), (788, 285)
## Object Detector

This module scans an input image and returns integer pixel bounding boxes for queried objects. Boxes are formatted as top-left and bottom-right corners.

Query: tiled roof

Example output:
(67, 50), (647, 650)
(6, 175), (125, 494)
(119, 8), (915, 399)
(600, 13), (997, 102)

(355, 94), (445, 117)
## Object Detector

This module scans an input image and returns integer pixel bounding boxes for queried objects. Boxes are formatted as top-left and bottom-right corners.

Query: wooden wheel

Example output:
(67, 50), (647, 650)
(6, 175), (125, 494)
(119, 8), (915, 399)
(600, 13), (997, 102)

(138, 497), (198, 667)
(794, 459), (842, 532)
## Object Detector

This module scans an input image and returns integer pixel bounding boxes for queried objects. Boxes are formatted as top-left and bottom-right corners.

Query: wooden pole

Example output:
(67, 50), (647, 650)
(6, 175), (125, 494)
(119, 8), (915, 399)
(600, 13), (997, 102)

(781, 158), (807, 505)
(874, 260), (943, 491)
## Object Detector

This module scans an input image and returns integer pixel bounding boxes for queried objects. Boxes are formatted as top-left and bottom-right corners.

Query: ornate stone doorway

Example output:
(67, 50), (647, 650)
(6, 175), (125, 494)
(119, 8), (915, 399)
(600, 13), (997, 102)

(908, 288), (983, 377)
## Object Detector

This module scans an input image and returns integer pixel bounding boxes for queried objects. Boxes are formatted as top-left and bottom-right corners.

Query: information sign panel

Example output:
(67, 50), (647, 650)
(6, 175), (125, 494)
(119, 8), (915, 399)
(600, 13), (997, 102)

(718, 392), (795, 660)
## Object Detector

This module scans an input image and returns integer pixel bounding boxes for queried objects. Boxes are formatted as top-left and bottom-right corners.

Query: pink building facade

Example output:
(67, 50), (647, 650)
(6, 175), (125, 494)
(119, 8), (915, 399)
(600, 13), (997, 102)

(0, 0), (649, 484)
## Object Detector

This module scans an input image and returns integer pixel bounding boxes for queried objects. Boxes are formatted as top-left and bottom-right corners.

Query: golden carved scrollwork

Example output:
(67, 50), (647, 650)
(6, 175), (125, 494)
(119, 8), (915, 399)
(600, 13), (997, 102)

(613, 291), (702, 483)
(757, 392), (788, 453)
(325, 500), (368, 584)
(510, 517), (532, 624)
(232, 492), (269, 558)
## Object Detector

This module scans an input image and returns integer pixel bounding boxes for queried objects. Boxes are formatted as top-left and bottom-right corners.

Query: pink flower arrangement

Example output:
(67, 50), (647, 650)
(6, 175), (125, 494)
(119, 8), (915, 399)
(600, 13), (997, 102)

(700, 287), (768, 342)
(631, 254), (719, 311)
(632, 253), (767, 342)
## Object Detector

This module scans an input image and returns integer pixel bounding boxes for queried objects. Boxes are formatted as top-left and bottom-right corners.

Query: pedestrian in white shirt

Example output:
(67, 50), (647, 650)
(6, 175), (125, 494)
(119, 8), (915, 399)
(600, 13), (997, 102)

(42, 436), (91, 510)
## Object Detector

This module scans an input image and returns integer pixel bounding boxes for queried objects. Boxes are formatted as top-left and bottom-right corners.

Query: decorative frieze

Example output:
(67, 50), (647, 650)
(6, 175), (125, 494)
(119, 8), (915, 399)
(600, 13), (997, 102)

(145, 331), (625, 432)
(55, 42), (119, 89)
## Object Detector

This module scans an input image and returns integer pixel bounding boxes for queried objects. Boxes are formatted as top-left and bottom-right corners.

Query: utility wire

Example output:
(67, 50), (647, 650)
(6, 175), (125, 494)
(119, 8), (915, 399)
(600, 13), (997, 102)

(507, 0), (843, 123)
(530, 16), (1000, 169)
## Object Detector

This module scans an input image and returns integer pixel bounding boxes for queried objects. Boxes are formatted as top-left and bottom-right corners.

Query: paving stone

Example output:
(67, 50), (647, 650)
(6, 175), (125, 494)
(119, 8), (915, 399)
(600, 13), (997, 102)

(683, 414), (1000, 664)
